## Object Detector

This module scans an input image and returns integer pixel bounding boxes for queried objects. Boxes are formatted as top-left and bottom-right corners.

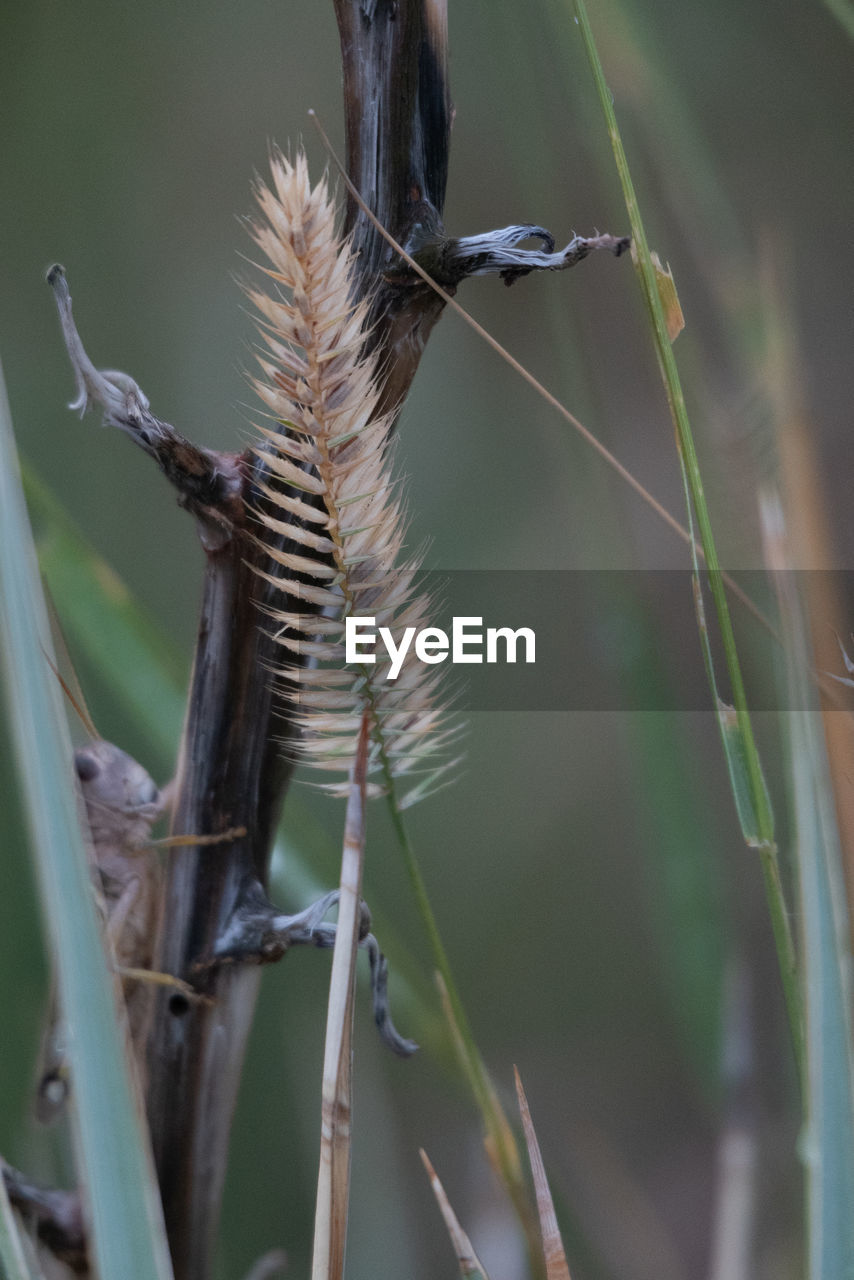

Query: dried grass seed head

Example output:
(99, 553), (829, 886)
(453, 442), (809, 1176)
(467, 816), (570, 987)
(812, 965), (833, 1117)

(245, 148), (455, 804)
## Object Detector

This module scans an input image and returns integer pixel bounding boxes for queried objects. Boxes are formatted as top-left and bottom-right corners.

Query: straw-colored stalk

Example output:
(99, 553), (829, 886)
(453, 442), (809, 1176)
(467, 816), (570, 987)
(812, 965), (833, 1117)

(420, 1149), (490, 1280)
(514, 1068), (573, 1280)
(310, 716), (370, 1280)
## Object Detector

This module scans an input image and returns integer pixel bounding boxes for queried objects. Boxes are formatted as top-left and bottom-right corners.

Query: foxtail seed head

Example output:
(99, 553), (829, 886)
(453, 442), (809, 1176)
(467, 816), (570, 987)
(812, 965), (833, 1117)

(245, 150), (455, 805)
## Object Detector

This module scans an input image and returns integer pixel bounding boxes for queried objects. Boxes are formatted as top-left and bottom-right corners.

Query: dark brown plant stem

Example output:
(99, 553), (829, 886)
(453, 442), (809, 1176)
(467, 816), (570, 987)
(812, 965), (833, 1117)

(143, 531), (296, 1280)
(334, 0), (451, 416)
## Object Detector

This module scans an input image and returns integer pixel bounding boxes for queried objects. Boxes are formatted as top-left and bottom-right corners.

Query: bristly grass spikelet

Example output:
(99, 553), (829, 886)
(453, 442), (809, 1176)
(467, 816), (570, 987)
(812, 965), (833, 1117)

(244, 149), (455, 806)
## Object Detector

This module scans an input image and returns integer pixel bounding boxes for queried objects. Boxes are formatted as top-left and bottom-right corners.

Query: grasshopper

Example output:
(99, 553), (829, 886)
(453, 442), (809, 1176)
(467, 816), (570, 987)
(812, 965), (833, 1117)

(36, 660), (234, 1121)
(37, 734), (166, 1119)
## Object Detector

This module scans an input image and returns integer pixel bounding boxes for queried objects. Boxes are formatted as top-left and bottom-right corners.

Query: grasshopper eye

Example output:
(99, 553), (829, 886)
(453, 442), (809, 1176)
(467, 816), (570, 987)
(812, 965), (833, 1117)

(74, 750), (99, 782)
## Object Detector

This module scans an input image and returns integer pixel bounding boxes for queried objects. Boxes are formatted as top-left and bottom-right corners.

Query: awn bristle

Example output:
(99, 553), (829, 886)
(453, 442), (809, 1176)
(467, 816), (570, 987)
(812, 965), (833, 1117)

(245, 150), (454, 805)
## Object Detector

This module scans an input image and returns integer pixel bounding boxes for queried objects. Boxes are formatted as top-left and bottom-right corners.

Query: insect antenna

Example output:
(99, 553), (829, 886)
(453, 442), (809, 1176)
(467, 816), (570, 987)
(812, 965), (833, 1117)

(41, 585), (102, 741)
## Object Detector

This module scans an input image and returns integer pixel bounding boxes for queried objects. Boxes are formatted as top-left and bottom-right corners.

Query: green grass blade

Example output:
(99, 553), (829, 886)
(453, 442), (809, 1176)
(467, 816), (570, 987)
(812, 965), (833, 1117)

(570, 0), (805, 1076)
(794, 704), (854, 1280)
(763, 495), (854, 1279)
(822, 0), (854, 40)
(0, 365), (173, 1280)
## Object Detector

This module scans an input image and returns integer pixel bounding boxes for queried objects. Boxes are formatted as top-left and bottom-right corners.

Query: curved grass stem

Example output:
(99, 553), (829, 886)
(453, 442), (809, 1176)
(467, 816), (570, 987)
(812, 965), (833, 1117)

(571, 0), (804, 1081)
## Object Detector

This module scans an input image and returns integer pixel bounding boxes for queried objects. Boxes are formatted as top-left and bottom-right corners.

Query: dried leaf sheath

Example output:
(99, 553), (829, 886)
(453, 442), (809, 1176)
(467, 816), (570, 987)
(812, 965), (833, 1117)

(246, 152), (451, 802)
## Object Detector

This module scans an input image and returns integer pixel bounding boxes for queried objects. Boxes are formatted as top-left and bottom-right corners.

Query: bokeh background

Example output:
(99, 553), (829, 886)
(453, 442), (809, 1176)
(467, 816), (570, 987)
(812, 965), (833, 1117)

(2, 1), (853, 1277)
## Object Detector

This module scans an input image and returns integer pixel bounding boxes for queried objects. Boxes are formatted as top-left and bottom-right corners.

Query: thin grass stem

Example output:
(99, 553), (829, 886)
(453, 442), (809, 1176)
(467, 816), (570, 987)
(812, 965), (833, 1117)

(570, 0), (804, 1075)
(310, 717), (370, 1280)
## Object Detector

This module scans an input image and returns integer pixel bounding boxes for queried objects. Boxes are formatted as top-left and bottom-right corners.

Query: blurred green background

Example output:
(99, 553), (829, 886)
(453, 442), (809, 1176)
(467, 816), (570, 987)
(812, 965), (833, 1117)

(2, 1), (853, 1276)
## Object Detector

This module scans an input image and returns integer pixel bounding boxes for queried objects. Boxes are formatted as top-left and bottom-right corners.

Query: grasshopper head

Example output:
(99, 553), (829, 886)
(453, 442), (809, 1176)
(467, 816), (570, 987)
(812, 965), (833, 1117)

(74, 740), (162, 848)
